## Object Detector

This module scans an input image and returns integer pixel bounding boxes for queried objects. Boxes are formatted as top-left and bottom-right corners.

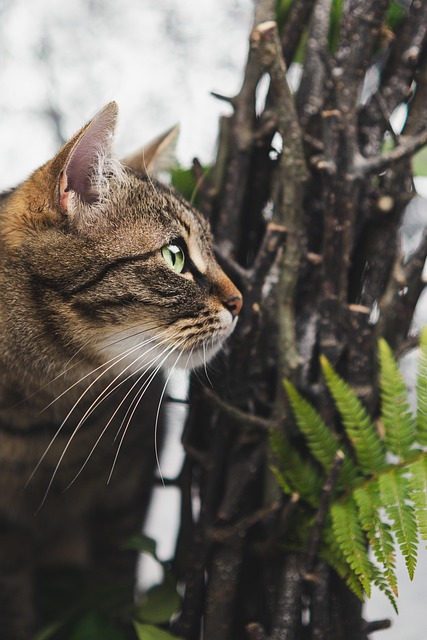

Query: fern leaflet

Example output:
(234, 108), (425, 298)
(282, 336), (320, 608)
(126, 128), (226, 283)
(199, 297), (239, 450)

(330, 497), (372, 597)
(378, 469), (418, 579)
(320, 356), (386, 475)
(270, 429), (322, 507)
(409, 456), (427, 543)
(353, 483), (397, 597)
(379, 338), (415, 458)
(284, 380), (357, 486)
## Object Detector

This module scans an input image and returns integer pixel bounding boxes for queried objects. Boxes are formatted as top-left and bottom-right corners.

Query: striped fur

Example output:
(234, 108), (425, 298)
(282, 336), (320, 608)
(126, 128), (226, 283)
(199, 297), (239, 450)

(0, 103), (242, 638)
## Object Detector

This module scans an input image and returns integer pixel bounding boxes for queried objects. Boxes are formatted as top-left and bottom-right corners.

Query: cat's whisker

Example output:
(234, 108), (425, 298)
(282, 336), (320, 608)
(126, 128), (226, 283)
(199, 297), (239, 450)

(153, 348), (184, 486)
(203, 342), (214, 388)
(33, 337), (178, 512)
(60, 330), (181, 439)
(27, 330), (172, 492)
(111, 338), (184, 446)
(39, 328), (167, 416)
(68, 331), (183, 454)
(11, 320), (167, 410)
(63, 337), (181, 491)
(107, 340), (185, 484)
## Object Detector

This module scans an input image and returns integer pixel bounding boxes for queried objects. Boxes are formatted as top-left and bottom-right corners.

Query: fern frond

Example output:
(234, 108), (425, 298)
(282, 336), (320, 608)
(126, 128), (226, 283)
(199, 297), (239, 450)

(409, 456), (427, 543)
(330, 497), (372, 596)
(269, 429), (322, 507)
(320, 356), (386, 475)
(370, 563), (398, 614)
(378, 469), (418, 579)
(284, 380), (357, 486)
(379, 338), (415, 459)
(321, 525), (365, 601)
(416, 326), (427, 445)
(353, 483), (397, 597)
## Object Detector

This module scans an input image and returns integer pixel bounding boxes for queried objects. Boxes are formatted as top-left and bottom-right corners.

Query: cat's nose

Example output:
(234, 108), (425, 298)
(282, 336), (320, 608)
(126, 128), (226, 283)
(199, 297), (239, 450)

(223, 293), (243, 318)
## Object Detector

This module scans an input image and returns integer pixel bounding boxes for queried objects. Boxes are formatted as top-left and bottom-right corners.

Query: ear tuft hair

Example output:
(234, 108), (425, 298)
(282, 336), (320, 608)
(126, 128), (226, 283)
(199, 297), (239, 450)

(59, 102), (125, 223)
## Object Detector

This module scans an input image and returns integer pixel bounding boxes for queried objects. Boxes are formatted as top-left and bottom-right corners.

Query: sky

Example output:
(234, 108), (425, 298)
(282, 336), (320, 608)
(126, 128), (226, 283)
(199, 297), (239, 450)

(0, 0), (252, 189)
(0, 0), (426, 637)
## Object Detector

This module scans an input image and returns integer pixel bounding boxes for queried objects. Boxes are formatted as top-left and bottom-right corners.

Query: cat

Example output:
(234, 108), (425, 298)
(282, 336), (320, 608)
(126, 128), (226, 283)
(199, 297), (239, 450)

(0, 102), (242, 639)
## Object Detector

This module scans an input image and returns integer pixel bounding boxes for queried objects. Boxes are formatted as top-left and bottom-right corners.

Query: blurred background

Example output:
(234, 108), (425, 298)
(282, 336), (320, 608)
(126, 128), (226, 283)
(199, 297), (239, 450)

(0, 0), (426, 637)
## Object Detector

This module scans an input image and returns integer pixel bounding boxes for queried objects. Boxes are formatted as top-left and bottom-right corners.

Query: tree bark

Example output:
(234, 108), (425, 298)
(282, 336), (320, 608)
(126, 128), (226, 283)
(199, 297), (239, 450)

(170, 1), (427, 638)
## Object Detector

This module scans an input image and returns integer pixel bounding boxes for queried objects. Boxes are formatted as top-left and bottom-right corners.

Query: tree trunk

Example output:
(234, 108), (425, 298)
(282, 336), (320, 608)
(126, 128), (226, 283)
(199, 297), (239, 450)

(171, 1), (427, 638)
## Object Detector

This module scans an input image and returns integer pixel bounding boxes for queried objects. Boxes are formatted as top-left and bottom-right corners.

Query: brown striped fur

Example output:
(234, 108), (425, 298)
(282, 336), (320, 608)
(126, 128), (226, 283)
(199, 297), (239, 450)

(0, 103), (242, 638)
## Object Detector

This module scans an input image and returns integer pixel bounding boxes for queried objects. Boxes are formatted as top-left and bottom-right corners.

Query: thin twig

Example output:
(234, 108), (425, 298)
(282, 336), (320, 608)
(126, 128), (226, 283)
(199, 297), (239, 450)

(202, 388), (273, 431)
(363, 618), (392, 634)
(207, 502), (281, 543)
(356, 128), (427, 175)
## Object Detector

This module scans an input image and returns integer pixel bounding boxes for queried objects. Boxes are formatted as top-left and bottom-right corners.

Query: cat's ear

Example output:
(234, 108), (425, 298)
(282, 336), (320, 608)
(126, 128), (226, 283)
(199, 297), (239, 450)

(1, 102), (122, 247)
(122, 125), (179, 176)
(56, 101), (119, 213)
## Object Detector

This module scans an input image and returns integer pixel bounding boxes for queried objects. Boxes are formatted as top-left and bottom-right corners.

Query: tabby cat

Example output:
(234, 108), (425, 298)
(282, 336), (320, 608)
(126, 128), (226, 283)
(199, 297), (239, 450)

(0, 102), (242, 638)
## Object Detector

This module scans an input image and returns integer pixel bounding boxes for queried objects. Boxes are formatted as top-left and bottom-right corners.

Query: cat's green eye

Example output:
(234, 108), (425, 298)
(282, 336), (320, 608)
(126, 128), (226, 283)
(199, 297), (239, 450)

(161, 243), (185, 274)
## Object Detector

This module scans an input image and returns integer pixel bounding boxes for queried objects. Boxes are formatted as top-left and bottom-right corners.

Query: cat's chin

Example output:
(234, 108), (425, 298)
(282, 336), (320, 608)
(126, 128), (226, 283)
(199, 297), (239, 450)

(182, 318), (238, 371)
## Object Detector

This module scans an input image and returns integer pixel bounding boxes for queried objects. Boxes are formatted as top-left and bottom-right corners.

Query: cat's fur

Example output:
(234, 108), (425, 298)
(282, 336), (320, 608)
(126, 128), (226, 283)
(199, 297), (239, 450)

(0, 102), (242, 638)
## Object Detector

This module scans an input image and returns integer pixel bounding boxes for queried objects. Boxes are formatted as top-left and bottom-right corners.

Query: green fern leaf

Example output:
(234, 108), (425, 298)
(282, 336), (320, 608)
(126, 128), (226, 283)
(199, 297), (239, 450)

(370, 563), (398, 614)
(378, 469), (418, 579)
(354, 483), (397, 597)
(321, 525), (365, 601)
(320, 356), (386, 475)
(284, 380), (357, 486)
(409, 456), (427, 543)
(330, 497), (372, 596)
(416, 326), (427, 445)
(269, 430), (322, 507)
(379, 338), (415, 458)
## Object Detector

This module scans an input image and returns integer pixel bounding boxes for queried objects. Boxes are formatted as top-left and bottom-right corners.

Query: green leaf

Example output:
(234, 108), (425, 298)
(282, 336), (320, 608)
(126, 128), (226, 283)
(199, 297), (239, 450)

(136, 578), (181, 625)
(321, 524), (365, 601)
(416, 326), (427, 444)
(409, 457), (427, 543)
(284, 380), (357, 486)
(321, 356), (386, 475)
(412, 145), (427, 177)
(378, 338), (415, 459)
(69, 613), (125, 640)
(370, 564), (399, 614)
(330, 497), (373, 596)
(270, 429), (323, 507)
(379, 469), (418, 579)
(354, 483), (397, 597)
(124, 533), (158, 557)
(133, 622), (182, 640)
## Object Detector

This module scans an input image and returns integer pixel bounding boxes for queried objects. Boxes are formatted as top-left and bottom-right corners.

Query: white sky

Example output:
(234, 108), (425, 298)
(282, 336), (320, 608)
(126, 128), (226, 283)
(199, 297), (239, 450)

(0, 0), (252, 189)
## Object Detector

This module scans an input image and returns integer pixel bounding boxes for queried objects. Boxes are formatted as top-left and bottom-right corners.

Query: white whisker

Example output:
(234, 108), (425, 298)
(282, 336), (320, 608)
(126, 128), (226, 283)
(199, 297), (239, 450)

(64, 336), (182, 489)
(28, 329), (172, 500)
(153, 348), (184, 486)
(203, 342), (214, 387)
(107, 339), (185, 484)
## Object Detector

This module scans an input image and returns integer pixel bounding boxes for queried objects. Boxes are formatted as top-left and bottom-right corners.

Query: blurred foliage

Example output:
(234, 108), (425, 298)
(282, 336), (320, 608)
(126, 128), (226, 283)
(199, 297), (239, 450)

(35, 534), (182, 640)
(413, 146), (427, 178)
(171, 165), (211, 207)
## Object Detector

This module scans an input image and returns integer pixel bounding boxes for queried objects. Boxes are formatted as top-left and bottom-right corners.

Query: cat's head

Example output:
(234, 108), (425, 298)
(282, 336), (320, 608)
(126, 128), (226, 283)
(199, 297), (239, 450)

(0, 102), (242, 380)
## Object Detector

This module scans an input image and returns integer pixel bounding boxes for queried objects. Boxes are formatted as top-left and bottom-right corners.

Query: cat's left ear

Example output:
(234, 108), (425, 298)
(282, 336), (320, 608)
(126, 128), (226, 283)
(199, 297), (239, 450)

(57, 101), (119, 214)
(122, 125), (179, 176)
